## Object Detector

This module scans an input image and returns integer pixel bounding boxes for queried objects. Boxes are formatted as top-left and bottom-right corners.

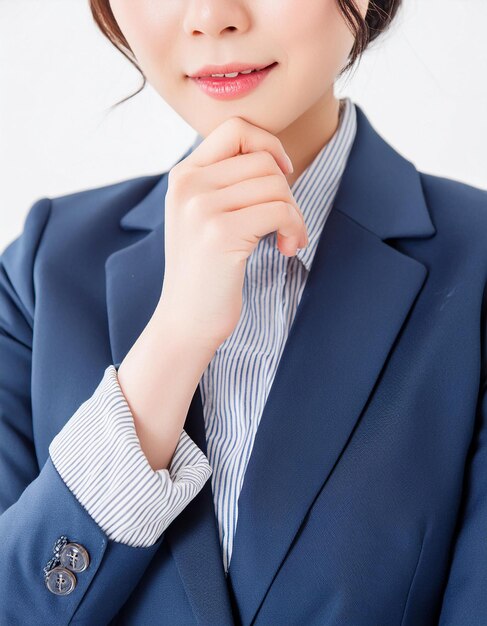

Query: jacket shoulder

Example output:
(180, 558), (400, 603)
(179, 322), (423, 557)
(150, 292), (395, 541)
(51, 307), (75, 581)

(419, 171), (487, 226)
(419, 172), (487, 259)
(7, 174), (167, 298)
(48, 172), (164, 228)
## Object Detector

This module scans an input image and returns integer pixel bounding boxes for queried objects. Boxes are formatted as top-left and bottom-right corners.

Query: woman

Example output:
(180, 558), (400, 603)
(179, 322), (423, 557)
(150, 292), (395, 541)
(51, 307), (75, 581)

(1, 1), (486, 624)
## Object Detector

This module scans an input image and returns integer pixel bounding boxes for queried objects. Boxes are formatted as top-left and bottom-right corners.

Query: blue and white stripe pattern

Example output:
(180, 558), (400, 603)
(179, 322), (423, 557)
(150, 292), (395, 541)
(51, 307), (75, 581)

(49, 365), (213, 546)
(49, 97), (357, 573)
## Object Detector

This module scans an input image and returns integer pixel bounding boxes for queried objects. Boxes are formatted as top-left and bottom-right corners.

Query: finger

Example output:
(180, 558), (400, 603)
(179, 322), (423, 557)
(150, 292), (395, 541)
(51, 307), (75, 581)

(186, 116), (293, 177)
(224, 200), (305, 252)
(203, 173), (308, 245)
(192, 150), (307, 238)
(197, 150), (287, 190)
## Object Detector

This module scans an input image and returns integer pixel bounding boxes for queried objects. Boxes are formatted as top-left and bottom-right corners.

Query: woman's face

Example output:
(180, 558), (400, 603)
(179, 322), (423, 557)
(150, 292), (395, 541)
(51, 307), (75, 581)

(108, 0), (368, 139)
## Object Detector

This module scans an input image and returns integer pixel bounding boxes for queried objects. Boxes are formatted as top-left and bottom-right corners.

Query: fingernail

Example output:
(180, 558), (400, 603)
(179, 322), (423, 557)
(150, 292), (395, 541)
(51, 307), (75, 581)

(284, 153), (294, 174)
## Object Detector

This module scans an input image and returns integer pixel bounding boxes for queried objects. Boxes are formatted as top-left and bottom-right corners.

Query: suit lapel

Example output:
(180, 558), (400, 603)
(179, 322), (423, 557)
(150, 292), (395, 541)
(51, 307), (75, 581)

(104, 105), (436, 625)
(226, 209), (432, 625)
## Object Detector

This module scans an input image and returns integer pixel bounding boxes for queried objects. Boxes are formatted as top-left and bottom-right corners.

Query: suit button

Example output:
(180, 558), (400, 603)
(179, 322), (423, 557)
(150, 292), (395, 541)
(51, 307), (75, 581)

(59, 542), (90, 573)
(45, 566), (77, 595)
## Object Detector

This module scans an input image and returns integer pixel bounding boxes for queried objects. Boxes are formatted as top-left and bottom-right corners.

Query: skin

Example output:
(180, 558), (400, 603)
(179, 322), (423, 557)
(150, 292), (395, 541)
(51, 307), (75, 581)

(109, 0), (369, 187)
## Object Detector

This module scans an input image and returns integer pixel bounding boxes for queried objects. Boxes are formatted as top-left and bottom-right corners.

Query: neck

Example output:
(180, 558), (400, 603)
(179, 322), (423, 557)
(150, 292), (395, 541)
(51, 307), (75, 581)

(277, 89), (342, 188)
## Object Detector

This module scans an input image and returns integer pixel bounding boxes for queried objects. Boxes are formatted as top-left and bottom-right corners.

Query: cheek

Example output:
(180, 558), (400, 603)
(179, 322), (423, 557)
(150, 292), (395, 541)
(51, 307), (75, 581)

(108, 1), (176, 76)
(278, 0), (355, 90)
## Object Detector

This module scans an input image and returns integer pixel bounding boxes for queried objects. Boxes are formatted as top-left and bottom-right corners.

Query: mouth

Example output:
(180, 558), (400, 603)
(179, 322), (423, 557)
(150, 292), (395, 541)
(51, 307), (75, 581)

(187, 62), (279, 100)
(187, 61), (278, 79)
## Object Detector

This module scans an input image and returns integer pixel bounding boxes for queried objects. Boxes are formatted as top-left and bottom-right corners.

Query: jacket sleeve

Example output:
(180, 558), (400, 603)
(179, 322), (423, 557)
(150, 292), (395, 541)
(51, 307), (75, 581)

(49, 363), (213, 547)
(0, 197), (212, 626)
(437, 277), (487, 624)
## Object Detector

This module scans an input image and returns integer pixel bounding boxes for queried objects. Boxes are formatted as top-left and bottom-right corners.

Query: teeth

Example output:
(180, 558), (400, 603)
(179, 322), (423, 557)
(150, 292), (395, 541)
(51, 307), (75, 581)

(209, 69), (257, 78)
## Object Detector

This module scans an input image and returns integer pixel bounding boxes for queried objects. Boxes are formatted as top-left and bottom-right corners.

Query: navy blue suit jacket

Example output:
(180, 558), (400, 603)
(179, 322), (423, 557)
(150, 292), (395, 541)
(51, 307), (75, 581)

(1, 105), (487, 625)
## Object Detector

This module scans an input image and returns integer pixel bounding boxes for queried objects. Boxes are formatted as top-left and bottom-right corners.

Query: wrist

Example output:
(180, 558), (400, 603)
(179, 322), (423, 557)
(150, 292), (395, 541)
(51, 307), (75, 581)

(153, 300), (221, 357)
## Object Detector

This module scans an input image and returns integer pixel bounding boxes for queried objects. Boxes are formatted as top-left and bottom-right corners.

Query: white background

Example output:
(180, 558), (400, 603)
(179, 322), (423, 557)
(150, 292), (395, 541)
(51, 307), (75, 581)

(1, 0), (486, 250)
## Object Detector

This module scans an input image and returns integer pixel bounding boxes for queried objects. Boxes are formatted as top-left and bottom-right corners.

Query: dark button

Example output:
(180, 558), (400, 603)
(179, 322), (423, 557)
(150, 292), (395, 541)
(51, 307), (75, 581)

(45, 566), (77, 595)
(59, 542), (90, 573)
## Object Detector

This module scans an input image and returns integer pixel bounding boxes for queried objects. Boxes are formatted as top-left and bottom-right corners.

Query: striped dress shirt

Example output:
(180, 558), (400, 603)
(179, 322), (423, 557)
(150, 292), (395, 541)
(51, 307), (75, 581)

(49, 96), (357, 576)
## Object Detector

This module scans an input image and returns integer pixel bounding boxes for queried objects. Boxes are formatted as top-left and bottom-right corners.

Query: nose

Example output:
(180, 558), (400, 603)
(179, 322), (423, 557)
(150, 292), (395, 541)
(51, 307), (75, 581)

(182, 0), (251, 38)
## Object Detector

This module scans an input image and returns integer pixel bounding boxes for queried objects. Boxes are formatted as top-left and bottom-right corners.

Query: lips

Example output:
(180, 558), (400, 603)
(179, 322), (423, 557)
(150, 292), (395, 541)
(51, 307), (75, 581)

(188, 62), (278, 100)
(202, 62), (277, 79)
(188, 61), (277, 79)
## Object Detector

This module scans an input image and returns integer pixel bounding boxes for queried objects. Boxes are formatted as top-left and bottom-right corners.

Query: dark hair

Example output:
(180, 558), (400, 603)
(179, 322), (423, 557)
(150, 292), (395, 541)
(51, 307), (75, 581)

(89, 0), (403, 110)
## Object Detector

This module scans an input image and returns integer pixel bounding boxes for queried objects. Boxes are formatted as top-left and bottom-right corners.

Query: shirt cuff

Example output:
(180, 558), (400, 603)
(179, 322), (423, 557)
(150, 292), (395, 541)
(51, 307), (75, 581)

(49, 364), (212, 547)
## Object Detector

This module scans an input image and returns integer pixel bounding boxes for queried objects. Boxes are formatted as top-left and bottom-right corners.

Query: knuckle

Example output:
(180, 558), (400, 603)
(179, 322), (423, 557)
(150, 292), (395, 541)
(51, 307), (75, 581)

(257, 150), (278, 171)
(279, 200), (292, 219)
(168, 163), (181, 181)
(204, 217), (226, 244)
(228, 116), (245, 132)
(168, 163), (188, 189)
(186, 193), (206, 214)
(285, 201), (298, 224)
(271, 173), (287, 194)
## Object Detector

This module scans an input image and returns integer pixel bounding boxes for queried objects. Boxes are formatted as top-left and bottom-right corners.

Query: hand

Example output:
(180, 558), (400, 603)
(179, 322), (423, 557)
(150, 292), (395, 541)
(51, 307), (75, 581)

(157, 116), (309, 351)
